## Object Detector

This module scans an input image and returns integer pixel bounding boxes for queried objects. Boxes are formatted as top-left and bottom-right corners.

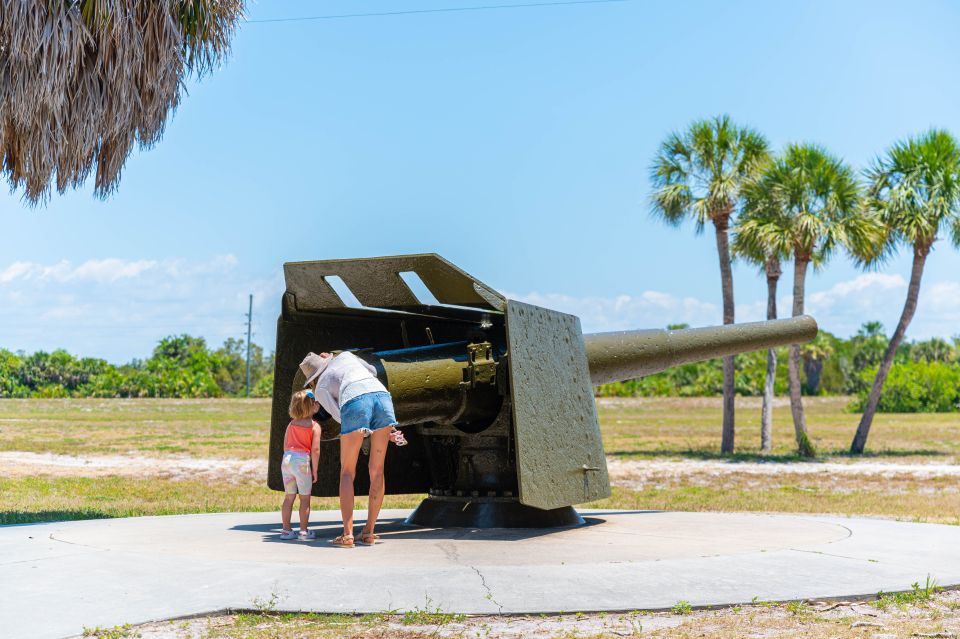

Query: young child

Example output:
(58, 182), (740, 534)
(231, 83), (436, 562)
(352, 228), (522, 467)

(279, 389), (322, 540)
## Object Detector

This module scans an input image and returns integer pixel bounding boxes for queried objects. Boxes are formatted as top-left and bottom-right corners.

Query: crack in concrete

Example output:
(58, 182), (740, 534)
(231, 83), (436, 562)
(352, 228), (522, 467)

(1, 549), (97, 566)
(47, 532), (109, 551)
(470, 565), (503, 614)
(789, 548), (881, 564)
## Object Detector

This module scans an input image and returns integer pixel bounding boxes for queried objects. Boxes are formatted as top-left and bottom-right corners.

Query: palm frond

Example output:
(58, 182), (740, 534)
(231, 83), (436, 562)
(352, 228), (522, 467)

(649, 115), (769, 232)
(735, 142), (872, 268)
(0, 0), (245, 204)
(867, 129), (960, 250)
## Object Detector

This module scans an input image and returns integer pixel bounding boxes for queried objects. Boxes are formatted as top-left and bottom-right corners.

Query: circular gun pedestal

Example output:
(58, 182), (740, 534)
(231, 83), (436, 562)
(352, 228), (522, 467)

(405, 494), (584, 528)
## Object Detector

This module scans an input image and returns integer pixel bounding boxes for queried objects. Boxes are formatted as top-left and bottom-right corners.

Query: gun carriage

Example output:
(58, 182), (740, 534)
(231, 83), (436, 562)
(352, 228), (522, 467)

(269, 254), (817, 527)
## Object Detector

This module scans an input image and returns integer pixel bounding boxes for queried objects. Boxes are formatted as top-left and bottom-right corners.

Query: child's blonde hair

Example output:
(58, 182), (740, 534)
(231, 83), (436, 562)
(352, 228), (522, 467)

(289, 390), (316, 420)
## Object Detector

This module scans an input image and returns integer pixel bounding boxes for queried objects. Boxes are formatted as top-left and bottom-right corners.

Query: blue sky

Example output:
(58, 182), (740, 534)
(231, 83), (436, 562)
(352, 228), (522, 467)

(3, 0), (960, 362)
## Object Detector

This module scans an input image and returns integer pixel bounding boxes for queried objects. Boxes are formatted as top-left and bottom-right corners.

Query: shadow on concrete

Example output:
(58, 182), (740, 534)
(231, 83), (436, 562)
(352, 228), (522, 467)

(229, 514), (618, 543)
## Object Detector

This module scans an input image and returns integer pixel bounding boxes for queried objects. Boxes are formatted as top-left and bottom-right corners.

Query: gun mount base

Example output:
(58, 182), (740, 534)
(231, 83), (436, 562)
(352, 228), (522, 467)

(405, 495), (584, 528)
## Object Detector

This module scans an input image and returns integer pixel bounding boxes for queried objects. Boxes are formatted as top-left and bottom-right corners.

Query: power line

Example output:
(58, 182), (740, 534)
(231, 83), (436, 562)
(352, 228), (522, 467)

(245, 0), (630, 24)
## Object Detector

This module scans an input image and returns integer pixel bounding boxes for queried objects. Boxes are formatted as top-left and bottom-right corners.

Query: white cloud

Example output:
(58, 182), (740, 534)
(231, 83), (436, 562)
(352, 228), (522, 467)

(508, 273), (960, 340)
(806, 273), (906, 311)
(505, 290), (719, 333)
(71, 258), (157, 282)
(0, 255), (280, 362)
(0, 258), (159, 284)
(0, 261), (33, 283)
(0, 256), (242, 287)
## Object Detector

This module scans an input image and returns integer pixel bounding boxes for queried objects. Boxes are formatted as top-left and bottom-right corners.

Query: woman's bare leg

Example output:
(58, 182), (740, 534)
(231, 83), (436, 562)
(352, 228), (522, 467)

(362, 427), (392, 538)
(339, 432), (364, 537)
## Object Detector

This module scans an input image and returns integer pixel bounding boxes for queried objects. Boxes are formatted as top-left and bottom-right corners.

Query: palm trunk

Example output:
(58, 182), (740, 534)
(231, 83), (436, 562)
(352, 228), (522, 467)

(803, 356), (823, 395)
(714, 214), (736, 454)
(788, 256), (815, 457)
(851, 243), (929, 454)
(761, 256), (780, 454)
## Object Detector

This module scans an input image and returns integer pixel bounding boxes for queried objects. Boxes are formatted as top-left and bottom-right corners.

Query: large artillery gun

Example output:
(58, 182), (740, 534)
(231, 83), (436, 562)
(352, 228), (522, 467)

(269, 254), (817, 528)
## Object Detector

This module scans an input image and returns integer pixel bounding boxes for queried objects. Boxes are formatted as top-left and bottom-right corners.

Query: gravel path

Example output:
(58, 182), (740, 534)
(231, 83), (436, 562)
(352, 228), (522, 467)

(5, 451), (960, 483)
(607, 457), (960, 480)
(0, 451), (266, 482)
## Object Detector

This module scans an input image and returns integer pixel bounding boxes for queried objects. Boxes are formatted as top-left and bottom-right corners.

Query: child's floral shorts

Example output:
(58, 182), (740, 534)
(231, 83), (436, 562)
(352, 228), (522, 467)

(280, 451), (312, 495)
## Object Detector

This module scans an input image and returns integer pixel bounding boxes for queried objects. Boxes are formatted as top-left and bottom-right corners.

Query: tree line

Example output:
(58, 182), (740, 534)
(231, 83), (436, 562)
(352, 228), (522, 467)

(0, 336), (274, 399)
(650, 117), (960, 456)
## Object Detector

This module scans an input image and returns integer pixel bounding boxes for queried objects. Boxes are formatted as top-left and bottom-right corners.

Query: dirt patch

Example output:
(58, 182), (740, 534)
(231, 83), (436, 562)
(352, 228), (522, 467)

(7, 451), (960, 488)
(0, 451), (266, 483)
(607, 458), (960, 494)
(607, 457), (960, 480)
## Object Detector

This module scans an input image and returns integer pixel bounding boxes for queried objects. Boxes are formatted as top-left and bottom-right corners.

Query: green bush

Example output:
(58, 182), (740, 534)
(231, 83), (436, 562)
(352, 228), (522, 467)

(0, 336), (276, 399)
(851, 361), (960, 412)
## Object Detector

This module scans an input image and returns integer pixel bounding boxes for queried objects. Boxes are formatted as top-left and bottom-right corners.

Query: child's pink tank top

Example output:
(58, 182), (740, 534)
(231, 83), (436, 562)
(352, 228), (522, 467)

(284, 421), (314, 453)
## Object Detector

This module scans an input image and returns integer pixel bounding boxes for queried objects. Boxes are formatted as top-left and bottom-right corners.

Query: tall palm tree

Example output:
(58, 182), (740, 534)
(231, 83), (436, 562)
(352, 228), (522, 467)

(851, 130), (960, 454)
(650, 115), (769, 454)
(736, 144), (877, 457)
(733, 176), (791, 453)
(0, 0), (244, 204)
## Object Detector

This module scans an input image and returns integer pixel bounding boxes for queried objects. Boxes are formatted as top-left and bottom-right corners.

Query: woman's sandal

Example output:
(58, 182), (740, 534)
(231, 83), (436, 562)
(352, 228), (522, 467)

(357, 531), (380, 546)
(330, 534), (354, 548)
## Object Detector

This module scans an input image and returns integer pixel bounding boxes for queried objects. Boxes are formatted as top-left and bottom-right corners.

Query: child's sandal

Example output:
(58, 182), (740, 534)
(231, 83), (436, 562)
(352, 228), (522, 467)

(330, 534), (354, 548)
(357, 532), (380, 546)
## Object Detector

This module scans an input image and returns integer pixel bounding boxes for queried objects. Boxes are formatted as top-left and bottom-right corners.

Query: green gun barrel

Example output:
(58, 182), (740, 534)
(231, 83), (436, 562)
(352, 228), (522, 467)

(584, 315), (818, 386)
(361, 315), (818, 427)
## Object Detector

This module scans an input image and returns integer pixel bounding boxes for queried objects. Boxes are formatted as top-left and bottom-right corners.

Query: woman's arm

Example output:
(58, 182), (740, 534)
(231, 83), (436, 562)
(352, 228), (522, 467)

(314, 380), (341, 423)
(311, 422), (321, 483)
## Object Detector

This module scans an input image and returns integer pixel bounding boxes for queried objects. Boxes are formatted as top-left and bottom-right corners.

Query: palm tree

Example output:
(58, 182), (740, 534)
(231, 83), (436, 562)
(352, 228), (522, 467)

(650, 115), (769, 454)
(733, 178), (791, 453)
(851, 130), (960, 454)
(736, 144), (877, 457)
(0, 1), (244, 204)
(800, 332), (835, 395)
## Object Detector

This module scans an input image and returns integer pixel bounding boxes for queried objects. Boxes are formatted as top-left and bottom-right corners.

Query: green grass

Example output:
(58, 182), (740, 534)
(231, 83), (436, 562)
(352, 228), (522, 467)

(598, 396), (960, 462)
(874, 576), (942, 610)
(399, 600), (466, 626)
(6, 473), (955, 526)
(0, 398), (268, 459)
(0, 475), (423, 525)
(81, 624), (140, 639)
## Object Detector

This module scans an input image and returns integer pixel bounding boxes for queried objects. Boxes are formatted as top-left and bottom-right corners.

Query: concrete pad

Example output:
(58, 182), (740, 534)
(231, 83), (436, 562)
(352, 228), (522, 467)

(1, 509), (957, 639)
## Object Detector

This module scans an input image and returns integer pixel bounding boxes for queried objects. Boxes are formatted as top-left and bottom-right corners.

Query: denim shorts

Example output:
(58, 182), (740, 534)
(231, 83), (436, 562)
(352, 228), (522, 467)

(340, 391), (398, 436)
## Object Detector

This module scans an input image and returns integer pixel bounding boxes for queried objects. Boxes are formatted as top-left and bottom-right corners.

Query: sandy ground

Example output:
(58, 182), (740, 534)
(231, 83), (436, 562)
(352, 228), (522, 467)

(127, 612), (673, 638)
(80, 591), (960, 639)
(607, 457), (960, 480)
(6, 450), (960, 486)
(0, 451), (266, 482)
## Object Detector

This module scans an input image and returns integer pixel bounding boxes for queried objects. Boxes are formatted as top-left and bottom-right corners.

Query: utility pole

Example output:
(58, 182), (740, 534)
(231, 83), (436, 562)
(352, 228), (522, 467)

(244, 294), (253, 397)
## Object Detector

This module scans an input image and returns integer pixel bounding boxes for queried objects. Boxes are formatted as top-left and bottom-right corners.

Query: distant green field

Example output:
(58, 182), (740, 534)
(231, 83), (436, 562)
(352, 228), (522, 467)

(1, 397), (957, 525)
(1, 396), (955, 461)
(597, 396), (960, 462)
(0, 398), (269, 458)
